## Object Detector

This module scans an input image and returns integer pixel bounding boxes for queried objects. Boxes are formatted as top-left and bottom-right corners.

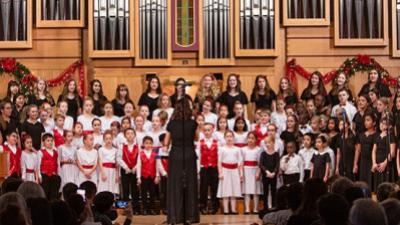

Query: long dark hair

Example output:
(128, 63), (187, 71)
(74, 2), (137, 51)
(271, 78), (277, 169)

(88, 79), (105, 98)
(251, 75), (272, 100)
(146, 76), (162, 94)
(5, 80), (19, 102)
(171, 98), (193, 121)
(304, 71), (327, 96)
(60, 79), (81, 108)
(226, 74), (241, 92)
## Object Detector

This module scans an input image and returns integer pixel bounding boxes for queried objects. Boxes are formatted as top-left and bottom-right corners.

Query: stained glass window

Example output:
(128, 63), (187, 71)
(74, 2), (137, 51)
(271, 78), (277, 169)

(176, 0), (195, 47)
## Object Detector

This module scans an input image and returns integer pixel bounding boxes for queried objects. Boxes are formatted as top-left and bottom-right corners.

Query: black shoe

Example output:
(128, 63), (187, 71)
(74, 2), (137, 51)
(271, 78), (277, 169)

(223, 212), (229, 215)
(244, 212), (250, 215)
(210, 209), (218, 215)
(161, 209), (168, 215)
(200, 209), (208, 215)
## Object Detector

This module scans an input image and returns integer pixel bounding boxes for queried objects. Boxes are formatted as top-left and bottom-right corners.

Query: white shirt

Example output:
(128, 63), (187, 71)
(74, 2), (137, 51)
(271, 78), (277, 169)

(271, 112), (287, 135)
(77, 114), (98, 131)
(331, 102), (357, 123)
(145, 129), (166, 148)
(228, 118), (251, 131)
(280, 154), (304, 182)
(41, 118), (55, 133)
(299, 124), (312, 135)
(100, 116), (120, 132)
(213, 131), (226, 147)
(63, 115), (74, 131)
(203, 112), (218, 126)
(299, 147), (317, 170)
(20, 151), (39, 180)
(153, 108), (174, 122)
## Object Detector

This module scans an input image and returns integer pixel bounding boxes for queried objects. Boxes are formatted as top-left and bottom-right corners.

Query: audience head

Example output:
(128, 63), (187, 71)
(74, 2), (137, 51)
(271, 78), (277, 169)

(317, 193), (349, 225)
(381, 198), (400, 225)
(1, 176), (22, 194)
(331, 177), (353, 196)
(79, 181), (97, 202)
(287, 182), (304, 211)
(377, 182), (396, 202)
(51, 200), (73, 225)
(26, 197), (52, 225)
(344, 186), (365, 207)
(17, 181), (46, 200)
(62, 182), (78, 200)
(0, 192), (30, 225)
(349, 199), (387, 225)
(298, 178), (328, 217)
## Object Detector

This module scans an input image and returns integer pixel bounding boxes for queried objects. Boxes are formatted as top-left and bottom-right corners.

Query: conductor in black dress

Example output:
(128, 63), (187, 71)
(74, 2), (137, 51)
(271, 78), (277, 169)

(164, 98), (199, 224)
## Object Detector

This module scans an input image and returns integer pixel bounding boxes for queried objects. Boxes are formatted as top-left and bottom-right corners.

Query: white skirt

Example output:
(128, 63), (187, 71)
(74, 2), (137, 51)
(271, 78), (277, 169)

(98, 167), (119, 194)
(60, 164), (79, 187)
(24, 172), (36, 182)
(77, 168), (98, 186)
(217, 167), (242, 198)
(242, 166), (262, 195)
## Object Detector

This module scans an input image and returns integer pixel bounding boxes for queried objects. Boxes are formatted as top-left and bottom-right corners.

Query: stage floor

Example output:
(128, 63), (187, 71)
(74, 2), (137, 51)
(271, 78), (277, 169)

(118, 215), (261, 225)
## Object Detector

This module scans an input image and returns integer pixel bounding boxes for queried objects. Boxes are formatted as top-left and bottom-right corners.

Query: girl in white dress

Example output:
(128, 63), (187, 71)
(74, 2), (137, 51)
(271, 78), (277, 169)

(39, 109), (54, 133)
(20, 135), (39, 182)
(146, 115), (166, 150)
(233, 117), (249, 148)
(214, 117), (228, 147)
(58, 130), (78, 186)
(98, 131), (119, 194)
(57, 100), (74, 131)
(241, 132), (262, 214)
(138, 105), (152, 132)
(123, 101), (136, 127)
(100, 102), (120, 132)
(134, 115), (146, 147)
(76, 133), (98, 185)
(115, 116), (131, 147)
(72, 122), (84, 150)
(77, 98), (97, 133)
(271, 98), (287, 136)
(217, 130), (243, 214)
(202, 98), (218, 126)
(92, 118), (104, 149)
(152, 93), (174, 123)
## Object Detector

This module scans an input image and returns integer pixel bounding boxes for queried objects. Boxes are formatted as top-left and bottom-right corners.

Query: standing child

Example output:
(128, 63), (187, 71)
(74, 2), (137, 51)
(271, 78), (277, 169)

(100, 101), (120, 132)
(76, 134), (98, 185)
(228, 102), (251, 131)
(115, 116), (131, 147)
(146, 115), (166, 151)
(77, 98), (97, 134)
(38, 133), (61, 200)
(134, 115), (146, 147)
(335, 118), (357, 180)
(58, 130), (78, 187)
(138, 105), (152, 132)
(202, 98), (218, 126)
(280, 141), (304, 185)
(241, 132), (262, 214)
(233, 117), (249, 148)
(40, 108), (54, 133)
(253, 109), (270, 145)
(57, 100), (74, 131)
(298, 133), (317, 181)
(20, 135), (39, 182)
(197, 123), (219, 214)
(372, 118), (396, 191)
(92, 118), (103, 149)
(311, 135), (331, 182)
(271, 98), (287, 135)
(116, 128), (140, 214)
(217, 131), (243, 215)
(53, 114), (65, 148)
(259, 136), (280, 209)
(71, 122), (84, 150)
(1, 130), (22, 177)
(137, 136), (160, 215)
(98, 131), (119, 194)
(214, 117), (228, 147)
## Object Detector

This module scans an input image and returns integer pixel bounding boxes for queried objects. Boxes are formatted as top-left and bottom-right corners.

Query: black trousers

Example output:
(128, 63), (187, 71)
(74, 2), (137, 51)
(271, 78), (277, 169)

(160, 176), (167, 211)
(262, 176), (277, 209)
(121, 169), (140, 211)
(304, 170), (311, 181)
(41, 174), (61, 201)
(199, 167), (219, 210)
(283, 173), (300, 186)
(140, 177), (156, 211)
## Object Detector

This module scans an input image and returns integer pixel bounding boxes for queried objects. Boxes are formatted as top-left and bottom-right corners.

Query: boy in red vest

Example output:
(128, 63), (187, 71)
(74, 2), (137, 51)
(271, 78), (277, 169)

(253, 109), (270, 145)
(197, 123), (219, 214)
(53, 114), (65, 148)
(116, 128), (141, 214)
(0, 129), (22, 178)
(38, 133), (61, 200)
(137, 136), (160, 215)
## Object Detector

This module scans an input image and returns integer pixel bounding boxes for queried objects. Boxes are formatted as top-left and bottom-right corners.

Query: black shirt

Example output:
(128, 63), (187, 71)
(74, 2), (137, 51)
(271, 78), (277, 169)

(327, 89), (354, 106)
(57, 95), (82, 121)
(91, 95), (108, 116)
(250, 90), (277, 110)
(217, 91), (249, 118)
(28, 95), (55, 107)
(259, 151), (280, 175)
(111, 99), (125, 117)
(138, 93), (160, 120)
(358, 82), (392, 97)
(311, 152), (331, 179)
(21, 120), (45, 150)
(170, 94), (193, 108)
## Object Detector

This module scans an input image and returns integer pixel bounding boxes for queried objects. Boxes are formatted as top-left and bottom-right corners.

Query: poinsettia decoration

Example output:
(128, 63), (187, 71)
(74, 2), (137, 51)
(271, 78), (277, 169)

(0, 58), (86, 97)
(286, 54), (397, 93)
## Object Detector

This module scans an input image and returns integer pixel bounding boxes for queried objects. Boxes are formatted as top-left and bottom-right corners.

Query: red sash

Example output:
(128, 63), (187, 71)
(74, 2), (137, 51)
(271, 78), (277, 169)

(234, 143), (247, 148)
(26, 169), (35, 173)
(82, 165), (94, 169)
(221, 162), (238, 169)
(102, 163), (116, 168)
(244, 161), (258, 167)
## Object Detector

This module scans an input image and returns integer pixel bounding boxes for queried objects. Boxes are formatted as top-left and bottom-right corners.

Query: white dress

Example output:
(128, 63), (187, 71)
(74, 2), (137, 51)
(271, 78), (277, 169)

(100, 116), (120, 132)
(241, 146), (262, 195)
(63, 115), (74, 131)
(72, 136), (84, 150)
(234, 131), (248, 148)
(97, 147), (119, 194)
(213, 131), (226, 147)
(77, 115), (97, 132)
(76, 148), (98, 185)
(93, 133), (104, 147)
(217, 145), (243, 198)
(20, 151), (38, 182)
(145, 130), (166, 149)
(58, 144), (78, 186)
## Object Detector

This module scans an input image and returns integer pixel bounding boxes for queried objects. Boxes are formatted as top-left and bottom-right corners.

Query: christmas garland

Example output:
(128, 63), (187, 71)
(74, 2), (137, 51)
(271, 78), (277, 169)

(286, 54), (398, 93)
(0, 58), (86, 97)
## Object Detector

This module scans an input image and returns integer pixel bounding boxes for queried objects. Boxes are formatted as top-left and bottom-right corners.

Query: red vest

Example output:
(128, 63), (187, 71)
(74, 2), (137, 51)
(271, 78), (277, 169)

(53, 128), (65, 148)
(140, 150), (157, 178)
(122, 144), (139, 169)
(254, 124), (268, 145)
(3, 144), (22, 176)
(200, 139), (218, 168)
(40, 149), (58, 176)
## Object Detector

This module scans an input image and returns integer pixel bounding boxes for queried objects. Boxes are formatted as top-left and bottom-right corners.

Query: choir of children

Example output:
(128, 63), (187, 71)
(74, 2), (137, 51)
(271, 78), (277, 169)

(2, 70), (400, 215)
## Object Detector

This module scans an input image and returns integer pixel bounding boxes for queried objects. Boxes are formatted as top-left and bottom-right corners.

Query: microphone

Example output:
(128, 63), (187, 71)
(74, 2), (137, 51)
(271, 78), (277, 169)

(176, 82), (191, 88)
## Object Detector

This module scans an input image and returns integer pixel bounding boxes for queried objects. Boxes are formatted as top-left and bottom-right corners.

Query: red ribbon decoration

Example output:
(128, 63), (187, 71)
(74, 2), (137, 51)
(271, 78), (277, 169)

(285, 55), (398, 95)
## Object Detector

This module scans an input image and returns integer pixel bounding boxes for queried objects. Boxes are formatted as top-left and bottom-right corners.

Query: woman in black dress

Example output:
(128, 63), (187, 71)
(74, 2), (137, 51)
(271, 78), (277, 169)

(57, 79), (82, 121)
(217, 74), (248, 119)
(358, 69), (392, 98)
(250, 75), (276, 111)
(354, 113), (376, 189)
(28, 79), (55, 107)
(111, 84), (132, 117)
(164, 98), (199, 224)
(88, 79), (108, 116)
(328, 72), (354, 106)
(138, 75), (162, 120)
(300, 71), (327, 102)
(372, 118), (396, 191)
(3, 80), (19, 104)
(277, 77), (298, 107)
(352, 94), (372, 135)
(20, 105), (45, 150)
(335, 117), (357, 180)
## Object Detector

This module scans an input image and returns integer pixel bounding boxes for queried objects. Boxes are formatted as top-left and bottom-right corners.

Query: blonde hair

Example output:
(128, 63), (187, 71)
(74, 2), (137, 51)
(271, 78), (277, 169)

(196, 74), (220, 103)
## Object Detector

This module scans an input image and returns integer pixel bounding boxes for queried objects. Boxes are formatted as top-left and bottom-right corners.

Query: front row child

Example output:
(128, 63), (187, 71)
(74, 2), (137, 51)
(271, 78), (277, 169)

(58, 130), (78, 187)
(76, 133), (98, 185)
(98, 130), (119, 194)
(137, 136), (160, 215)
(20, 135), (39, 182)
(1, 130), (22, 177)
(298, 133), (317, 181)
(280, 141), (304, 186)
(311, 135), (331, 182)
(217, 131), (243, 215)
(241, 132), (262, 214)
(38, 133), (61, 200)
